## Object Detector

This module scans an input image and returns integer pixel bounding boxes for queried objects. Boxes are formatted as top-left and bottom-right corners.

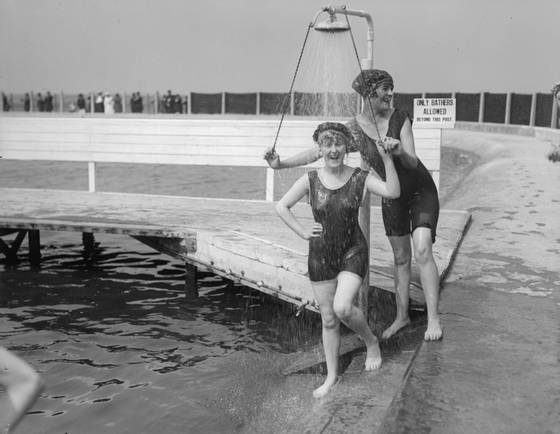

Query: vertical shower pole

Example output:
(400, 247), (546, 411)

(330, 5), (374, 316)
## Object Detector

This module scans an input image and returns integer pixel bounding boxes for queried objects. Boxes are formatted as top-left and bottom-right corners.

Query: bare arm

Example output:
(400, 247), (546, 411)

(364, 148), (400, 200)
(0, 347), (44, 432)
(275, 174), (322, 239)
(383, 117), (418, 169)
(398, 118), (419, 168)
(264, 146), (320, 169)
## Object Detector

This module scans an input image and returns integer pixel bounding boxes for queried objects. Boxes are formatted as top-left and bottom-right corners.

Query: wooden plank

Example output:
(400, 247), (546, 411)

(0, 188), (470, 309)
(0, 217), (197, 252)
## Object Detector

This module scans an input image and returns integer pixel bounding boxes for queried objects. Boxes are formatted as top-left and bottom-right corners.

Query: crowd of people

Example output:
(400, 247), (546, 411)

(161, 89), (186, 113)
(1, 90), (190, 114)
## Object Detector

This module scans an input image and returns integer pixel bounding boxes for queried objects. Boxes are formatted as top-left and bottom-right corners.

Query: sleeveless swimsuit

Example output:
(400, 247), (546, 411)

(307, 168), (369, 282)
(347, 109), (439, 242)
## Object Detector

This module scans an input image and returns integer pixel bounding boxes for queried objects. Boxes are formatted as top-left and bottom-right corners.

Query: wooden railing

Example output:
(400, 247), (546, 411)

(0, 116), (442, 199)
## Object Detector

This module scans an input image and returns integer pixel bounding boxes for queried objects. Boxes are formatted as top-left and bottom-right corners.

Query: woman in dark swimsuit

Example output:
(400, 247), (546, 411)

(265, 69), (443, 342)
(275, 122), (400, 398)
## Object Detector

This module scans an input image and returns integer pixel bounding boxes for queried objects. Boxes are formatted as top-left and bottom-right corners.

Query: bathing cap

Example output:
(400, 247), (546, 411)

(352, 69), (394, 97)
(312, 122), (352, 143)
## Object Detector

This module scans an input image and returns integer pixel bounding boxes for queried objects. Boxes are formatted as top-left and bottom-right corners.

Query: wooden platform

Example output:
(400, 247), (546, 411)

(0, 187), (470, 312)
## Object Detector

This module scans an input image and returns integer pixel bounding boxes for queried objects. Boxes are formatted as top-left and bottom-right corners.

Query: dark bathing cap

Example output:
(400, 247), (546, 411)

(352, 69), (394, 97)
(312, 122), (352, 143)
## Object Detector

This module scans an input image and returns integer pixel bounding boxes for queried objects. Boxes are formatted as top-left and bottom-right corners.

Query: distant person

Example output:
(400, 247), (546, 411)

(164, 90), (173, 113)
(2, 93), (10, 111)
(44, 91), (53, 112)
(113, 93), (123, 113)
(135, 92), (143, 113)
(275, 122), (400, 398)
(103, 92), (114, 114)
(35, 93), (44, 112)
(94, 92), (104, 113)
(0, 347), (43, 432)
(130, 92), (143, 113)
(76, 93), (86, 116)
(173, 94), (182, 113)
(23, 93), (30, 112)
(265, 69), (443, 342)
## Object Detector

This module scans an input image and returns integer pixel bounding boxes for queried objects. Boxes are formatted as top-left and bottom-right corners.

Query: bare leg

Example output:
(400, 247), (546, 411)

(311, 280), (340, 398)
(0, 347), (43, 432)
(412, 228), (442, 341)
(334, 272), (381, 371)
(382, 235), (412, 339)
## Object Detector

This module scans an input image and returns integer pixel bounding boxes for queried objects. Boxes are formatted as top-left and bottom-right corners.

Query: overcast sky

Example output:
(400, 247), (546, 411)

(1, 0), (558, 94)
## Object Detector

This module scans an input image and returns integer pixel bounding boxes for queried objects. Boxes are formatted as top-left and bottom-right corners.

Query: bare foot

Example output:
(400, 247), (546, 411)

(424, 317), (443, 341)
(364, 340), (382, 371)
(382, 317), (411, 340)
(313, 376), (338, 399)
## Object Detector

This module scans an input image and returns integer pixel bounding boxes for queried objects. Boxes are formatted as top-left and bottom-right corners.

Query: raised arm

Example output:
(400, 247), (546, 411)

(382, 117), (418, 169)
(264, 146), (320, 170)
(395, 117), (418, 169)
(364, 148), (400, 199)
(275, 174), (322, 240)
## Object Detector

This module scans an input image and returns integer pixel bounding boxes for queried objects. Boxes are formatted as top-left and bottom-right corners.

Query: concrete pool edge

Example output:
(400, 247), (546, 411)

(374, 126), (560, 433)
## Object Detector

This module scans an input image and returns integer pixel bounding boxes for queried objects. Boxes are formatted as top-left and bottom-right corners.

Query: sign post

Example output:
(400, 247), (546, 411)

(413, 97), (456, 129)
(413, 98), (456, 192)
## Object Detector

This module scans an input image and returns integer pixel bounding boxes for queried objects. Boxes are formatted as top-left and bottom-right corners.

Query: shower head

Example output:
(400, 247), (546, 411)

(313, 12), (350, 33)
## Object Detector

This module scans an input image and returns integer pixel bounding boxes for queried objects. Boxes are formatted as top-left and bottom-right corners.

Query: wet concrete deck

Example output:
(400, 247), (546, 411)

(379, 128), (560, 433)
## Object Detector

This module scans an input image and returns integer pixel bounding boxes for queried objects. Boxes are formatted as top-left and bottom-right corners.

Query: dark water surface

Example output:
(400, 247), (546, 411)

(0, 147), (475, 433)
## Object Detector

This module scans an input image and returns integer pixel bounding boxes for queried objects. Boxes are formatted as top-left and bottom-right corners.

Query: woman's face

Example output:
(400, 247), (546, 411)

(369, 83), (394, 108)
(318, 130), (347, 167)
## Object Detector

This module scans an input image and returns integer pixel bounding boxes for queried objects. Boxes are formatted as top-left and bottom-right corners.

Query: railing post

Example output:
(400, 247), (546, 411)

(90, 92), (94, 113)
(290, 90), (295, 116)
(505, 92), (511, 125)
(478, 91), (485, 123)
(551, 95), (558, 129)
(221, 92), (226, 114)
(187, 92), (192, 114)
(529, 93), (537, 127)
(88, 162), (96, 192)
(122, 92), (127, 113)
(265, 168), (274, 202)
(60, 90), (64, 112)
(30, 91), (34, 112)
(358, 158), (370, 315)
(155, 92), (159, 113)
(256, 92), (260, 115)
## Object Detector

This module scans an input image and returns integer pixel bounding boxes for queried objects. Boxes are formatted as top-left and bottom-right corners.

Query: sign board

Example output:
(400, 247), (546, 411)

(413, 98), (456, 128)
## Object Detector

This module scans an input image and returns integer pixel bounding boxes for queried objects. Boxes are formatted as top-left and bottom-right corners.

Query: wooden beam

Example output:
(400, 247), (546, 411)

(0, 230), (27, 263)
(28, 230), (41, 265)
(0, 217), (197, 250)
(185, 262), (198, 299)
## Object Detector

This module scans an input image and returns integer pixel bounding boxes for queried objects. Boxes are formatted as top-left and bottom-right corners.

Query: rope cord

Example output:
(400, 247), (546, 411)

(343, 11), (382, 142)
(270, 23), (313, 153)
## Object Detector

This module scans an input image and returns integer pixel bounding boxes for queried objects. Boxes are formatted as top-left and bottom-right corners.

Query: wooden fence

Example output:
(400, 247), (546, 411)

(0, 116), (442, 199)
(2, 90), (558, 129)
